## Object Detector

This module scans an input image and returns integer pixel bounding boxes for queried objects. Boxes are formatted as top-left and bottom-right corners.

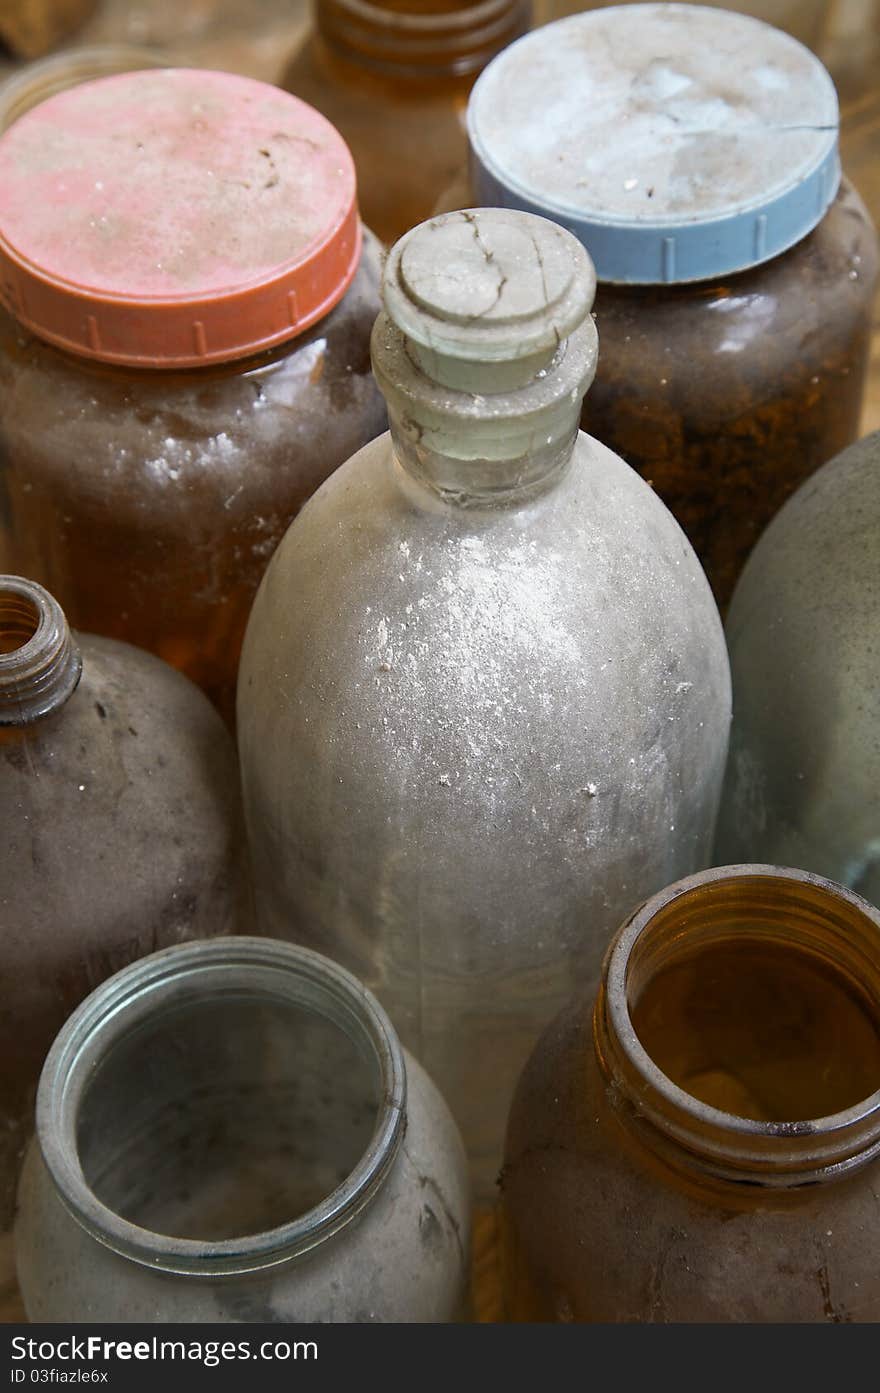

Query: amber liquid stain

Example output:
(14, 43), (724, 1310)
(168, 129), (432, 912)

(632, 940), (880, 1122)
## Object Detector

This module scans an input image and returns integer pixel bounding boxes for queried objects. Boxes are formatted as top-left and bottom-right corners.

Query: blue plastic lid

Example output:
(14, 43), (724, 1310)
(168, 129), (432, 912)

(467, 3), (840, 285)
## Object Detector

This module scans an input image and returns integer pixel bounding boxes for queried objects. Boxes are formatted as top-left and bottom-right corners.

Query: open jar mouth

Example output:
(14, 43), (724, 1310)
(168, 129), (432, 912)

(599, 865), (880, 1185)
(0, 576), (81, 724)
(35, 938), (407, 1276)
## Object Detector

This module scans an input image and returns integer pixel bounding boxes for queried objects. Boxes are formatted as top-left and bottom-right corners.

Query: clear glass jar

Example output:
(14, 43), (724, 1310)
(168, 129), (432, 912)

(0, 575), (250, 1232)
(0, 67), (386, 722)
(715, 430), (880, 904)
(15, 938), (471, 1322)
(281, 0), (529, 245)
(0, 43), (171, 131)
(237, 208), (731, 1196)
(502, 865), (880, 1322)
(453, 4), (879, 608)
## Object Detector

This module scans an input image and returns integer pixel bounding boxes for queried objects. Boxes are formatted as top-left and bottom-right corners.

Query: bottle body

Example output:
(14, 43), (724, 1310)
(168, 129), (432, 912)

(237, 426), (731, 1192)
(0, 610), (250, 1229)
(15, 940), (470, 1323)
(502, 866), (880, 1322)
(0, 237), (386, 720)
(715, 431), (880, 901)
(282, 0), (528, 244)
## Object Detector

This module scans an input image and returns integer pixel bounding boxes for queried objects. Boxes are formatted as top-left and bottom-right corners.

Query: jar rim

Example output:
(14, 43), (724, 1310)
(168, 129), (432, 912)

(601, 864), (880, 1184)
(35, 937), (407, 1276)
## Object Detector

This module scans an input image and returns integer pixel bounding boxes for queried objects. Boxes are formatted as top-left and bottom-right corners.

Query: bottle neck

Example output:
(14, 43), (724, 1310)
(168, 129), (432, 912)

(0, 577), (81, 726)
(594, 866), (880, 1190)
(372, 311), (596, 507)
(315, 0), (529, 79)
(37, 938), (406, 1278)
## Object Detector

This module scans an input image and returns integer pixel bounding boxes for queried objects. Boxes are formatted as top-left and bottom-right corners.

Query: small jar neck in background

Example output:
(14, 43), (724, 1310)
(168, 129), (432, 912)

(594, 865), (880, 1191)
(0, 577), (82, 727)
(315, 0), (529, 79)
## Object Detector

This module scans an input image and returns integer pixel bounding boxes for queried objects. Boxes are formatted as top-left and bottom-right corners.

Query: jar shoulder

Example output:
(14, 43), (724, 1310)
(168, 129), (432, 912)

(0, 241), (384, 450)
(243, 429), (729, 696)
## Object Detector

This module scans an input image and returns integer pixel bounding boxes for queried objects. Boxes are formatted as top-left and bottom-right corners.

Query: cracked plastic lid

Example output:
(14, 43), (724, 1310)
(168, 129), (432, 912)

(0, 68), (360, 366)
(382, 207), (595, 364)
(467, 3), (840, 284)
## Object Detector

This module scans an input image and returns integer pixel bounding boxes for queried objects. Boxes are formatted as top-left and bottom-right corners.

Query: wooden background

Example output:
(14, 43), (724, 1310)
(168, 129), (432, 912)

(0, 0), (878, 1326)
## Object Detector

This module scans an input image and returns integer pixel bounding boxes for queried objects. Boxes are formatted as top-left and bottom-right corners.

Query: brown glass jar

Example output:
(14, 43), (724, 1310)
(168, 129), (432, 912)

(0, 67), (386, 721)
(460, 6), (879, 607)
(282, 0), (529, 246)
(502, 866), (880, 1323)
(0, 575), (251, 1230)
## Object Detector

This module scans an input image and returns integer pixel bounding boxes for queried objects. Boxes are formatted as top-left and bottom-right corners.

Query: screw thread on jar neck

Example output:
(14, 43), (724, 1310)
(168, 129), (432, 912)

(371, 208), (598, 504)
(0, 577), (82, 727)
(594, 866), (880, 1190)
(316, 0), (529, 79)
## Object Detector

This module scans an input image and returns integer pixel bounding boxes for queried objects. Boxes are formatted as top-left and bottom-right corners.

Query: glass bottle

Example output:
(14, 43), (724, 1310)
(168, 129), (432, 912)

(15, 938), (471, 1322)
(0, 67), (386, 723)
(237, 208), (732, 1194)
(715, 430), (880, 903)
(502, 864), (880, 1322)
(281, 0), (529, 245)
(0, 575), (251, 1231)
(448, 4), (879, 609)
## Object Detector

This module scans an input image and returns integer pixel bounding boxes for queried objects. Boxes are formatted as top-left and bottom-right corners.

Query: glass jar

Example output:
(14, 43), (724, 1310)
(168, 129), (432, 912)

(0, 575), (250, 1232)
(0, 44), (170, 132)
(0, 0), (96, 59)
(237, 208), (731, 1196)
(0, 67), (386, 722)
(502, 865), (880, 1322)
(715, 430), (880, 904)
(452, 4), (879, 609)
(281, 0), (529, 245)
(15, 938), (471, 1322)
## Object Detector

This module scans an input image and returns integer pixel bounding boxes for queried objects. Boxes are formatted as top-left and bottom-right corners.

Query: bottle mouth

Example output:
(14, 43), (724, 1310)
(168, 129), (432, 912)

(35, 938), (407, 1276)
(317, 0), (530, 77)
(596, 865), (880, 1186)
(0, 576), (81, 725)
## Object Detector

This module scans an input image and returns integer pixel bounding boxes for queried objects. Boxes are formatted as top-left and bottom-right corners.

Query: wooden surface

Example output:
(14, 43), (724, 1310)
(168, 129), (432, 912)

(0, 0), (878, 1327)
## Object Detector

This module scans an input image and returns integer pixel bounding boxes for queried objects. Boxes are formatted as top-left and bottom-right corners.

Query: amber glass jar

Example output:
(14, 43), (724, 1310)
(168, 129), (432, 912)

(0, 68), (386, 721)
(282, 0), (529, 245)
(502, 866), (880, 1322)
(460, 5), (879, 607)
(0, 575), (250, 1230)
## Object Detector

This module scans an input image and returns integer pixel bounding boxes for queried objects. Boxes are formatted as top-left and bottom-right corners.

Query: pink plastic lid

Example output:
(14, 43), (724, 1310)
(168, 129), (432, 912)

(0, 68), (361, 368)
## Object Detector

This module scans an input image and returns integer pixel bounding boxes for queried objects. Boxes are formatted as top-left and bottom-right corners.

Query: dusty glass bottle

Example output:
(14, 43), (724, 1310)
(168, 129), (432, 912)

(15, 938), (471, 1322)
(453, 3), (879, 608)
(0, 67), (386, 722)
(281, 0), (529, 245)
(0, 575), (250, 1231)
(237, 208), (732, 1194)
(715, 431), (880, 903)
(502, 865), (880, 1322)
